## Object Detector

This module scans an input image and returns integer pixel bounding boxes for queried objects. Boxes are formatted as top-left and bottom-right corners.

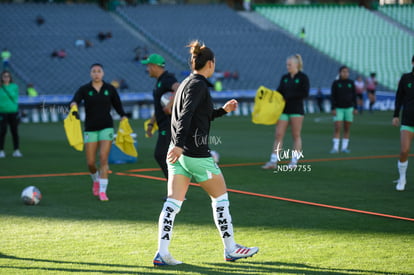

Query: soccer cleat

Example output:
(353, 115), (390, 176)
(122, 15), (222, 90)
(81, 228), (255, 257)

(12, 150), (23, 157)
(225, 244), (259, 262)
(92, 181), (100, 196)
(153, 252), (182, 266)
(341, 148), (351, 154)
(261, 161), (277, 170)
(99, 192), (109, 201)
(394, 179), (406, 191)
(330, 148), (339, 154)
(0, 150), (5, 158)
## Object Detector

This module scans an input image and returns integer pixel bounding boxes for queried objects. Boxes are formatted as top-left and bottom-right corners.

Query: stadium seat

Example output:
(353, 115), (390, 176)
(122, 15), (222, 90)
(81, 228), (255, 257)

(116, 4), (346, 90)
(256, 4), (413, 90)
(0, 3), (182, 94)
(379, 4), (414, 31)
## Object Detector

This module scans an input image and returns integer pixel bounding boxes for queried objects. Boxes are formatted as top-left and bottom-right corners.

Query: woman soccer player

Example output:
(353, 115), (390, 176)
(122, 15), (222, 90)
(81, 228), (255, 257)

(262, 54), (310, 169)
(366, 72), (377, 113)
(70, 64), (127, 201)
(153, 40), (258, 266)
(330, 66), (357, 154)
(0, 70), (23, 158)
(392, 55), (414, 191)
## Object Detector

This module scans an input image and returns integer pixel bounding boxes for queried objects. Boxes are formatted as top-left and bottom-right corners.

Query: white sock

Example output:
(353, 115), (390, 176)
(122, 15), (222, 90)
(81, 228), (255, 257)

(90, 171), (99, 182)
(270, 153), (278, 163)
(341, 138), (349, 151)
(158, 198), (183, 257)
(211, 193), (236, 253)
(99, 178), (108, 193)
(333, 138), (340, 151)
(398, 160), (408, 181)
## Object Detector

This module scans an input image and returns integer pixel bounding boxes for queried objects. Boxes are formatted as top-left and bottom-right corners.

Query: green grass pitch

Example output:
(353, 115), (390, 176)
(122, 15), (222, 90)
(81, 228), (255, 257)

(0, 111), (413, 274)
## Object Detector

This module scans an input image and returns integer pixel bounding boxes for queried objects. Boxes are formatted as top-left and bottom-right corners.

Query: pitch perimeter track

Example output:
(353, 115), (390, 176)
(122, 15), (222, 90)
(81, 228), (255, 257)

(1, 154), (413, 222)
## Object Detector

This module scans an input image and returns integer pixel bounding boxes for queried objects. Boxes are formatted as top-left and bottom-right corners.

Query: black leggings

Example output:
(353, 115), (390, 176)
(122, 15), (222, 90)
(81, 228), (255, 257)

(154, 128), (171, 179)
(0, 112), (20, 150)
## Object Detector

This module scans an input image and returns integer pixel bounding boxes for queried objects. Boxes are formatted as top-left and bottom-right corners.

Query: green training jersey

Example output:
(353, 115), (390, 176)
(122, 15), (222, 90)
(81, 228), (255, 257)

(0, 83), (19, 113)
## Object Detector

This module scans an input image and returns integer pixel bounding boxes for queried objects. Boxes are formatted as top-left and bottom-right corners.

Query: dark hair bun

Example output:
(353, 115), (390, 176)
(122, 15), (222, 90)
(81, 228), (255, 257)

(186, 40), (214, 71)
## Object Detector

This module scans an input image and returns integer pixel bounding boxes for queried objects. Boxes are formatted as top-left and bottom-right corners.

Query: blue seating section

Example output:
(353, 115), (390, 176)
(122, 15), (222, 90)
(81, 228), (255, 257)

(1, 3), (400, 94)
(0, 3), (182, 94)
(116, 4), (345, 90)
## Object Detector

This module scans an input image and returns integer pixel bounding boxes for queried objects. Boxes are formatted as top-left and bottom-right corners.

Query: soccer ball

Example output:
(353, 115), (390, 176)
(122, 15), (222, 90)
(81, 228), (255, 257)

(160, 92), (174, 107)
(21, 186), (42, 205)
(210, 150), (220, 163)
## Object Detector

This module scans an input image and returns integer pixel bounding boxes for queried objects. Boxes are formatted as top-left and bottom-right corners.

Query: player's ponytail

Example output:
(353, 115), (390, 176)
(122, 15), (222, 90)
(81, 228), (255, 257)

(187, 40), (215, 71)
(295, 54), (303, 71)
(287, 54), (303, 71)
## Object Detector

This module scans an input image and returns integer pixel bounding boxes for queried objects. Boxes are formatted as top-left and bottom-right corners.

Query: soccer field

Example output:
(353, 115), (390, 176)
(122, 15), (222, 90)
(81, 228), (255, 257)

(0, 111), (413, 275)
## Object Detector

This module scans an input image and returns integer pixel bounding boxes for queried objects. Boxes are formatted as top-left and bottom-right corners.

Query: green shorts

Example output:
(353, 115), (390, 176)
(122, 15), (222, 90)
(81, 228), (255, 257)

(84, 128), (114, 143)
(334, 107), (354, 122)
(401, 125), (414, 133)
(279, 113), (303, 121)
(168, 154), (222, 183)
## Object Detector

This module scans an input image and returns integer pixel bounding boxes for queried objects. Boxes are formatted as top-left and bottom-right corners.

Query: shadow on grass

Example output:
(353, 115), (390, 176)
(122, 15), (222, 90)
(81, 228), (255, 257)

(0, 252), (158, 274)
(0, 253), (405, 275)
(199, 262), (401, 275)
(204, 261), (406, 275)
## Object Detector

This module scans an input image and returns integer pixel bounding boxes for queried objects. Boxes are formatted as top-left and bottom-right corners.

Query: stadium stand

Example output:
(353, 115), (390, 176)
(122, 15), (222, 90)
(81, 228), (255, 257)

(0, 3), (183, 94)
(379, 4), (414, 31)
(255, 4), (413, 90)
(1, 2), (401, 95)
(116, 4), (348, 90)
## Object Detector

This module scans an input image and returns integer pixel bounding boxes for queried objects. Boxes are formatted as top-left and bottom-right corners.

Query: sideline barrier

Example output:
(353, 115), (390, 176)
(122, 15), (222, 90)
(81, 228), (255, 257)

(19, 89), (395, 123)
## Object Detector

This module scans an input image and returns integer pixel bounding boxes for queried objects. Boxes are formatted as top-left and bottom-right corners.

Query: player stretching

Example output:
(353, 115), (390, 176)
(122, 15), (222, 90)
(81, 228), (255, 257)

(153, 40), (258, 266)
(392, 55), (414, 191)
(330, 66), (357, 153)
(70, 64), (127, 201)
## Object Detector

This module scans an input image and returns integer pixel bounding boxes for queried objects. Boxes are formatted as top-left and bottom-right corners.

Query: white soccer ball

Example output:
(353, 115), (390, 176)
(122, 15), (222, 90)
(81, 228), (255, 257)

(160, 92), (174, 107)
(21, 186), (42, 205)
(210, 150), (220, 163)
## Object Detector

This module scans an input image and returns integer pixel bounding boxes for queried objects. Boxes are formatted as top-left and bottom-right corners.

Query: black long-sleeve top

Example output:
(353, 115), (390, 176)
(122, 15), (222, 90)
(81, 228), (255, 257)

(171, 74), (227, 158)
(153, 71), (178, 130)
(393, 69), (414, 126)
(330, 78), (357, 110)
(71, 81), (126, 131)
(277, 71), (310, 115)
